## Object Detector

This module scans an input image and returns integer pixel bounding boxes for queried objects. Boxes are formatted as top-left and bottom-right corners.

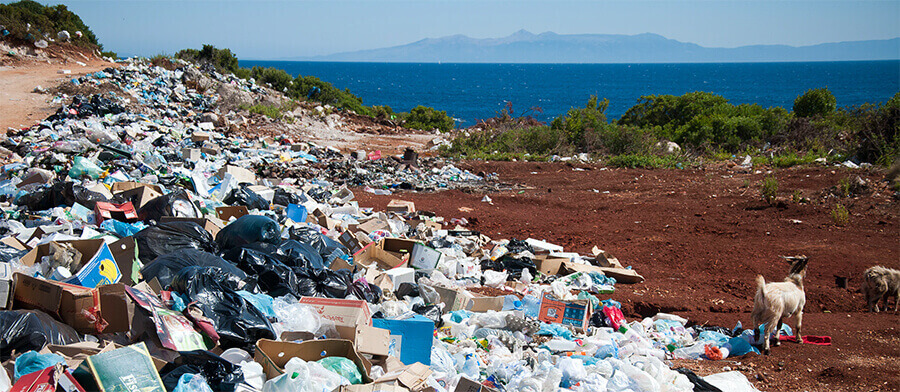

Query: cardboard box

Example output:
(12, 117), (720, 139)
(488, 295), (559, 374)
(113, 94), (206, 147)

(342, 385), (409, 392)
(11, 363), (86, 392)
(534, 256), (567, 275)
(19, 239), (121, 288)
(382, 238), (418, 259)
(86, 342), (166, 392)
(339, 230), (363, 254)
(216, 206), (249, 221)
(217, 165), (257, 185)
(354, 242), (408, 270)
(465, 292), (505, 313)
(538, 293), (592, 332)
(191, 130), (212, 142)
(110, 182), (163, 194)
(386, 199), (416, 214)
(298, 297), (371, 328)
(93, 201), (138, 224)
(14, 273), (135, 334)
(372, 314), (434, 366)
(254, 339), (373, 382)
(182, 148), (201, 162)
(115, 186), (163, 210)
(109, 237), (138, 286)
(409, 243), (441, 270)
(0, 262), (11, 309)
(371, 362), (433, 392)
(383, 268), (415, 292)
(356, 218), (390, 234)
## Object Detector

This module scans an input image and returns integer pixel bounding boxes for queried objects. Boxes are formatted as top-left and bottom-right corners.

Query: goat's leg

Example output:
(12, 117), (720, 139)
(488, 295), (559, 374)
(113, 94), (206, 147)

(762, 320), (775, 355)
(796, 311), (803, 343)
(774, 319), (783, 346)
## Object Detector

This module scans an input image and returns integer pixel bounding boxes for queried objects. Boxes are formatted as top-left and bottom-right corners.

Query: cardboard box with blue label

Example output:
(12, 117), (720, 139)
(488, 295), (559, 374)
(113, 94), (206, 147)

(19, 239), (122, 288)
(372, 314), (434, 366)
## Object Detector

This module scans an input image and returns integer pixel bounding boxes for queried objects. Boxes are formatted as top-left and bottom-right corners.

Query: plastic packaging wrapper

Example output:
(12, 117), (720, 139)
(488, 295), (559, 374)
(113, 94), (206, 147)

(317, 356), (363, 385)
(216, 215), (281, 251)
(272, 296), (333, 336)
(134, 221), (218, 264)
(173, 374), (215, 392)
(224, 184), (269, 210)
(161, 350), (245, 392)
(262, 357), (347, 392)
(68, 156), (103, 179)
(170, 267), (276, 350)
(14, 351), (66, 380)
(412, 303), (443, 328)
(16, 181), (108, 210)
(0, 244), (28, 263)
(100, 219), (148, 237)
(139, 189), (202, 222)
(0, 310), (81, 361)
(142, 248), (246, 289)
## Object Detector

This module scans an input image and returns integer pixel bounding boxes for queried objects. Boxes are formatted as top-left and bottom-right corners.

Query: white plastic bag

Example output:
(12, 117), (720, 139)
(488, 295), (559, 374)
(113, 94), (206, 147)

(262, 358), (348, 392)
(483, 270), (508, 288)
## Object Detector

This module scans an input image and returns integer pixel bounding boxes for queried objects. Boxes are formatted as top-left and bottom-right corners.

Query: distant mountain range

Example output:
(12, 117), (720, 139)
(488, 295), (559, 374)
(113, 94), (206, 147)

(285, 31), (900, 63)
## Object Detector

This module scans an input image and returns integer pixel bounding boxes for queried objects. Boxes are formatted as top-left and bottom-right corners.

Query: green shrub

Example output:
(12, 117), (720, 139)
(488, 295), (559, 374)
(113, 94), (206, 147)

(606, 154), (685, 169)
(851, 92), (900, 166)
(244, 104), (283, 119)
(793, 88), (836, 118)
(404, 105), (455, 132)
(831, 203), (849, 226)
(250, 66), (293, 92)
(0, 1), (100, 48)
(175, 45), (241, 74)
(761, 176), (778, 204)
(550, 96), (609, 145)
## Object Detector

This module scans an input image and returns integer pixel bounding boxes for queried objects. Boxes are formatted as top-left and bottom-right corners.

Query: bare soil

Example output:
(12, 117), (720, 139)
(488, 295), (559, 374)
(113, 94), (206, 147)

(354, 161), (900, 392)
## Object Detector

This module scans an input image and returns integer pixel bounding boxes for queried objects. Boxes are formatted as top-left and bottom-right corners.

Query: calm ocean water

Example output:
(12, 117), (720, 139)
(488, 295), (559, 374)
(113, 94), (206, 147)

(240, 60), (900, 125)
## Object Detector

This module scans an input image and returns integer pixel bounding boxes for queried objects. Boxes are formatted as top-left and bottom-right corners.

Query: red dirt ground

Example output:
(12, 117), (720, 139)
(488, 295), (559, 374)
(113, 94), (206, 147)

(355, 161), (900, 392)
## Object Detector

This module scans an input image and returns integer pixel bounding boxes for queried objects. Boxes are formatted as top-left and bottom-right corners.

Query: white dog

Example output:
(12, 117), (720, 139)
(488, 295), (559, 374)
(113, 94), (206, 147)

(750, 256), (808, 355)
(862, 266), (900, 313)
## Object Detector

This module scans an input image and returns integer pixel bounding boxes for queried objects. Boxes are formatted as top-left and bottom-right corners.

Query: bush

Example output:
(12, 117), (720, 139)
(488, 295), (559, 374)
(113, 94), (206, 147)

(793, 88), (836, 118)
(831, 203), (849, 226)
(175, 45), (241, 74)
(244, 104), (283, 119)
(606, 154), (686, 169)
(250, 66), (293, 92)
(550, 96), (609, 145)
(851, 92), (900, 166)
(761, 176), (778, 204)
(405, 105), (455, 132)
(0, 0), (100, 48)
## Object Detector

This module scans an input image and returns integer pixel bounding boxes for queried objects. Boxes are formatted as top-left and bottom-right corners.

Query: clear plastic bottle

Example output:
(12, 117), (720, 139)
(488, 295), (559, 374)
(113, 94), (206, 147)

(522, 295), (541, 318)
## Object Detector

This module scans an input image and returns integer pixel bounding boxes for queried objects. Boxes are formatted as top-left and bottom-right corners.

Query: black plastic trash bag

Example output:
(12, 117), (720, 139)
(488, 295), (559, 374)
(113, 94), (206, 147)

(349, 279), (382, 304)
(0, 310), (81, 361)
(235, 240), (324, 272)
(216, 215), (281, 251)
(223, 247), (299, 298)
(141, 248), (246, 289)
(481, 254), (537, 280)
(224, 184), (269, 211)
(16, 181), (108, 210)
(590, 310), (607, 328)
(315, 269), (353, 298)
(0, 244), (28, 263)
(395, 283), (420, 299)
(169, 267), (275, 351)
(272, 188), (304, 207)
(134, 221), (217, 264)
(138, 188), (201, 222)
(161, 350), (245, 392)
(412, 304), (443, 328)
(289, 226), (347, 266)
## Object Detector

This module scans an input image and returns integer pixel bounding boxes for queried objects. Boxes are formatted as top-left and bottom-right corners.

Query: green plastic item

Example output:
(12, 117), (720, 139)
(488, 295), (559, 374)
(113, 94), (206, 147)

(317, 356), (362, 385)
(69, 156), (103, 179)
(577, 291), (600, 310)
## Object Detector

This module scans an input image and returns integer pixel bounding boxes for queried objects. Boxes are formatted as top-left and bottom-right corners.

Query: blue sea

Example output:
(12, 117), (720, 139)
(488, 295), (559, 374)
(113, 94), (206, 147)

(240, 60), (900, 125)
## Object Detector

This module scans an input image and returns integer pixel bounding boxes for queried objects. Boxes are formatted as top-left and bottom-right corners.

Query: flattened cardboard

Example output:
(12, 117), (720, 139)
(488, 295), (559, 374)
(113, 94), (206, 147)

(373, 362), (433, 392)
(94, 202), (138, 225)
(538, 293), (592, 332)
(339, 230), (363, 254)
(110, 182), (163, 194)
(357, 218), (390, 234)
(217, 165), (257, 185)
(86, 342), (166, 392)
(254, 339), (373, 383)
(216, 206), (249, 221)
(19, 239), (121, 288)
(297, 297), (372, 328)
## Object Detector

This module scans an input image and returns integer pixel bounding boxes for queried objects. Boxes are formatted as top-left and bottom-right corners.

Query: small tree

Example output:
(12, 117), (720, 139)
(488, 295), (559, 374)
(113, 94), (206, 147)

(793, 88), (836, 118)
(405, 106), (455, 132)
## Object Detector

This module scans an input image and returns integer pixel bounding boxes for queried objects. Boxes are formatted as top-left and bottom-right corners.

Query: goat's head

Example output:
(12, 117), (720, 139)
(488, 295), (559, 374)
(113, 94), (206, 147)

(782, 255), (809, 279)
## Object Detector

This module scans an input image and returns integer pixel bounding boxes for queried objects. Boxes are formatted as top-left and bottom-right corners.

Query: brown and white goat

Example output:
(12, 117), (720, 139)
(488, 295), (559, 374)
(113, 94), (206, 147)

(862, 266), (900, 313)
(750, 256), (808, 355)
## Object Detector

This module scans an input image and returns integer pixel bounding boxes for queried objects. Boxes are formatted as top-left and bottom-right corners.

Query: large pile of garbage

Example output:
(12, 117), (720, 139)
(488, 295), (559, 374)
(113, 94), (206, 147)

(0, 59), (767, 392)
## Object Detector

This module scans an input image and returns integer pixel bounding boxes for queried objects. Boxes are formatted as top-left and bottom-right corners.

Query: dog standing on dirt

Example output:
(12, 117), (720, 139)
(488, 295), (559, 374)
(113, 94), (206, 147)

(751, 255), (808, 355)
(862, 266), (900, 313)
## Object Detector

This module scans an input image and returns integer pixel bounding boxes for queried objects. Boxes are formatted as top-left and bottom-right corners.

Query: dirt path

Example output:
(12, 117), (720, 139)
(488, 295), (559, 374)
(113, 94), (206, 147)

(354, 161), (900, 391)
(1, 57), (113, 131)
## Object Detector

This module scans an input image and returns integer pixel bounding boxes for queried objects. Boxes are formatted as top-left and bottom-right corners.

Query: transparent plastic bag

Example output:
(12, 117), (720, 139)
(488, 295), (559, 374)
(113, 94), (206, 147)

(317, 357), (362, 384)
(483, 270), (508, 288)
(68, 156), (103, 179)
(173, 374), (214, 392)
(263, 358), (347, 392)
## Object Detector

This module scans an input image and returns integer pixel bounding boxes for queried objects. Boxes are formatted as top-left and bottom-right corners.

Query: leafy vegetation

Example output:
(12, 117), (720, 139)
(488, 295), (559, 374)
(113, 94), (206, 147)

(831, 203), (849, 226)
(0, 0), (101, 48)
(405, 106), (455, 132)
(761, 176), (779, 204)
(793, 88), (837, 118)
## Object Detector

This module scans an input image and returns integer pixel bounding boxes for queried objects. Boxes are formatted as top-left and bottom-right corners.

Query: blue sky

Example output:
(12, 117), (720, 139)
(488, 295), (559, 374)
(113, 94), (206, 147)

(43, 0), (900, 59)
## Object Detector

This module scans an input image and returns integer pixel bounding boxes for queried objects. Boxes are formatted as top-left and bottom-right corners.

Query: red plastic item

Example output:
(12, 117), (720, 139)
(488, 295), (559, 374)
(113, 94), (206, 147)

(704, 344), (724, 360)
(602, 306), (626, 330)
(11, 364), (86, 392)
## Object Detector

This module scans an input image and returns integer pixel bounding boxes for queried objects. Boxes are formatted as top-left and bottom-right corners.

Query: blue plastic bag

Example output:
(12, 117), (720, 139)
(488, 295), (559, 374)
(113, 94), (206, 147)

(173, 373), (214, 392)
(14, 351), (65, 380)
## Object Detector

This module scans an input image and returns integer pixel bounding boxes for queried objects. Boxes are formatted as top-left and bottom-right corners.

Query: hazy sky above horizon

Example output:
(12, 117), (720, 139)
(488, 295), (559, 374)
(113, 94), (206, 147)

(43, 0), (900, 59)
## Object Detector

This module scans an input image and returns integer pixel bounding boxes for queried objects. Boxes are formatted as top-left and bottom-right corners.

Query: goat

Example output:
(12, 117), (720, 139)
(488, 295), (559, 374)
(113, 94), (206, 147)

(750, 255), (808, 355)
(862, 266), (900, 313)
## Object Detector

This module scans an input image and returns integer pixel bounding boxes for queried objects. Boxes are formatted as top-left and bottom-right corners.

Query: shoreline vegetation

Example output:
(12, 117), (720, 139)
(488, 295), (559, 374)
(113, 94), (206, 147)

(1, 0), (897, 169)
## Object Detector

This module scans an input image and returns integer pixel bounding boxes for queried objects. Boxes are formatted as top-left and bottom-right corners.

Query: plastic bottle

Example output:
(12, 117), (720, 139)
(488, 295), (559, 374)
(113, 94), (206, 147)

(522, 295), (541, 318)
(595, 344), (619, 359)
